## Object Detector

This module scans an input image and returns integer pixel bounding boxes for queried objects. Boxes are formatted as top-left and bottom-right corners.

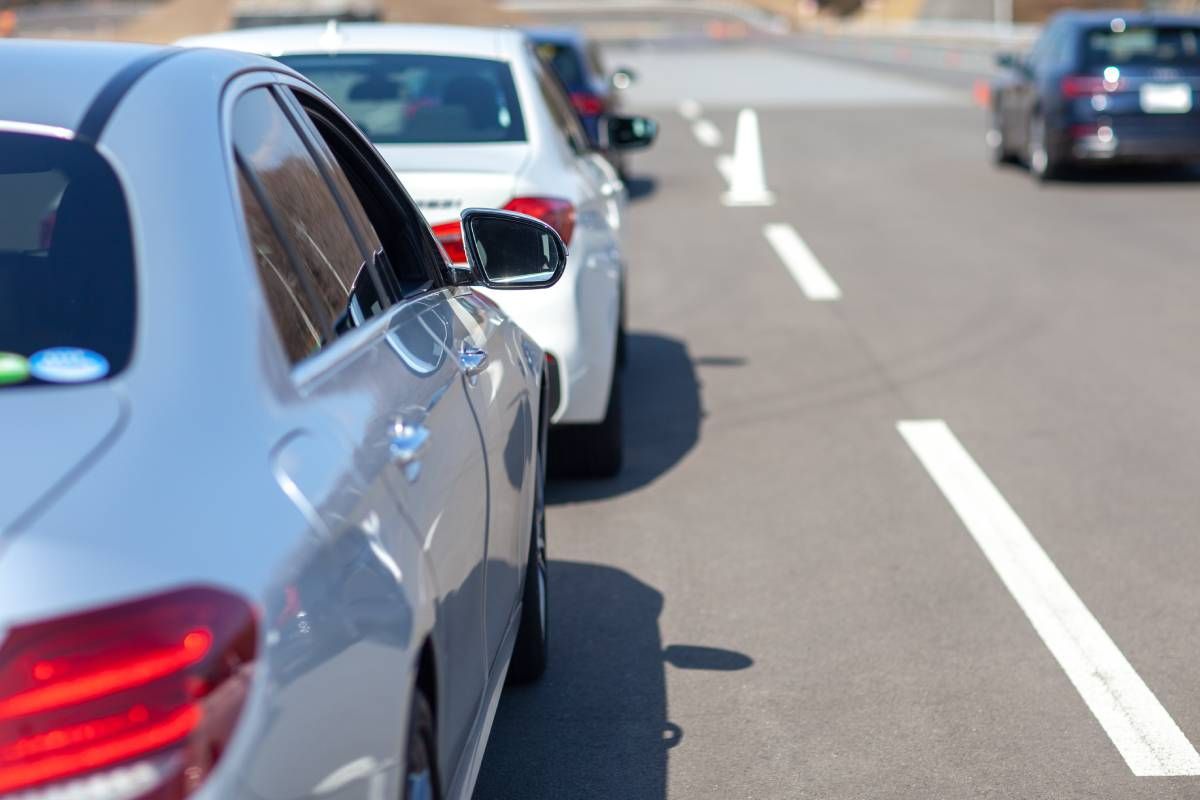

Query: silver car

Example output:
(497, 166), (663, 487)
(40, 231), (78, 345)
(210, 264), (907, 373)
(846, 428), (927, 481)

(0, 39), (565, 800)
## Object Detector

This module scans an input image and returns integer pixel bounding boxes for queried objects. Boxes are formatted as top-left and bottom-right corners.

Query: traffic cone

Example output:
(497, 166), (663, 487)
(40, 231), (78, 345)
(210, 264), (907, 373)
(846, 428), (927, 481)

(721, 109), (774, 207)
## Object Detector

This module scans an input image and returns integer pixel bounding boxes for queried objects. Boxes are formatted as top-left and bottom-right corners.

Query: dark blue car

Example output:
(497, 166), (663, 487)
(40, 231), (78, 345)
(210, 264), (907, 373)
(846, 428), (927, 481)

(990, 10), (1200, 180)
(527, 27), (636, 176)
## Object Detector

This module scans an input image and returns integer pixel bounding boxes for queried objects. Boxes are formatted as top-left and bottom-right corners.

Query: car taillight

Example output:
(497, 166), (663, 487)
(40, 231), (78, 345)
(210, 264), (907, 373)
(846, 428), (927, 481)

(503, 197), (576, 247)
(0, 587), (256, 799)
(431, 220), (467, 265)
(570, 92), (605, 117)
(1062, 75), (1125, 98)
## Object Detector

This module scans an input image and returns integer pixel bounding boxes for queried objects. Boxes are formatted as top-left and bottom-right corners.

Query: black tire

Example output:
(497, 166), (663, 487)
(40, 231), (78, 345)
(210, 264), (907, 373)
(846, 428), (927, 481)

(1027, 112), (1062, 182)
(548, 369), (623, 479)
(403, 690), (439, 800)
(509, 390), (549, 684)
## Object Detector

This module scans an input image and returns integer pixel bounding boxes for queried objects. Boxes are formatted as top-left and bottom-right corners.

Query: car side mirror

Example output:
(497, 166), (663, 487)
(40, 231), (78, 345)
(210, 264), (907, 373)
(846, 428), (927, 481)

(460, 208), (567, 290)
(608, 115), (657, 151)
(610, 67), (637, 90)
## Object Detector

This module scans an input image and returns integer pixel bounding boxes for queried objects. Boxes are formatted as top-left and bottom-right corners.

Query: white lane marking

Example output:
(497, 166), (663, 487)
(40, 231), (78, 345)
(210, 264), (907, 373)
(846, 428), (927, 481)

(692, 119), (722, 148)
(763, 224), (841, 301)
(679, 99), (702, 120)
(898, 420), (1200, 777)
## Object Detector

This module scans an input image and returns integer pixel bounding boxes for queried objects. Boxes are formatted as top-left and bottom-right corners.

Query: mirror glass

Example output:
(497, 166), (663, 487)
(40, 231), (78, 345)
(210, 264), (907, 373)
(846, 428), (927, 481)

(468, 217), (564, 287)
(609, 115), (658, 151)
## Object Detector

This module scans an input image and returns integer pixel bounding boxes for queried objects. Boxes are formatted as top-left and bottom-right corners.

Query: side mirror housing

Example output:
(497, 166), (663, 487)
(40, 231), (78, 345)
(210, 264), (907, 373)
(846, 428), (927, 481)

(460, 208), (567, 290)
(608, 115), (658, 151)
(610, 67), (637, 90)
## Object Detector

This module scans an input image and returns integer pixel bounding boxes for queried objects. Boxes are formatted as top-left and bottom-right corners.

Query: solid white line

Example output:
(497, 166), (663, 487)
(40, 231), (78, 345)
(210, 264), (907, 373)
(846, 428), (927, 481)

(678, 99), (702, 121)
(692, 119), (722, 147)
(898, 419), (1200, 777)
(763, 224), (842, 301)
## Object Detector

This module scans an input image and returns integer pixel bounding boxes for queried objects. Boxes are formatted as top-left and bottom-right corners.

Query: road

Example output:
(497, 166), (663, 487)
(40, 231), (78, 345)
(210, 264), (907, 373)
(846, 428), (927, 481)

(474, 10), (1200, 800)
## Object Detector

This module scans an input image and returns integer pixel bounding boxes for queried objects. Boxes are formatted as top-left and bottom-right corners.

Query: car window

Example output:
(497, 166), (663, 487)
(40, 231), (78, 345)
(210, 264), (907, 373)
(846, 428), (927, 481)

(233, 87), (384, 362)
(585, 43), (606, 82)
(277, 53), (526, 145)
(535, 41), (588, 91)
(1082, 25), (1200, 67)
(532, 54), (590, 155)
(0, 133), (135, 388)
(236, 171), (325, 364)
(283, 87), (439, 299)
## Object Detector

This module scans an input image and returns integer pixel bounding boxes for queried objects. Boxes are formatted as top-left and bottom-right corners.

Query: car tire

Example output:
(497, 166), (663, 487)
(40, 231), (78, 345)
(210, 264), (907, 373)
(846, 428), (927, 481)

(508, 394), (549, 685)
(1027, 112), (1062, 181)
(988, 106), (1017, 165)
(548, 368), (623, 479)
(403, 690), (439, 800)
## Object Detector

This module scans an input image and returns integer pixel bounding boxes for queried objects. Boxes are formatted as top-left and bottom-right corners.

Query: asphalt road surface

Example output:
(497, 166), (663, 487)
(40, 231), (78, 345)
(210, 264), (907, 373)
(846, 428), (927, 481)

(476, 14), (1200, 800)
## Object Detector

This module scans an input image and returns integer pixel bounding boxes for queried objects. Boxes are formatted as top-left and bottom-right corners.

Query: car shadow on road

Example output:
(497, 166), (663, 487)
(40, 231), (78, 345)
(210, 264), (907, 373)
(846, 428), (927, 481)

(997, 160), (1200, 184)
(472, 561), (751, 800)
(548, 333), (702, 505)
(625, 175), (658, 202)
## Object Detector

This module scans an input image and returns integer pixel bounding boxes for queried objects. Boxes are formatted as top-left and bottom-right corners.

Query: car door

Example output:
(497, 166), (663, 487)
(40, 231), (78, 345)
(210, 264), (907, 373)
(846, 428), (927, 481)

(278, 82), (500, 770)
(447, 288), (537, 668)
(230, 83), (425, 798)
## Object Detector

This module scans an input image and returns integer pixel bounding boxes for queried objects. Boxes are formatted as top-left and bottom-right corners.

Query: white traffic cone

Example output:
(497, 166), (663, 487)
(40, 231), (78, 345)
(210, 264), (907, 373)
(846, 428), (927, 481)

(720, 109), (775, 207)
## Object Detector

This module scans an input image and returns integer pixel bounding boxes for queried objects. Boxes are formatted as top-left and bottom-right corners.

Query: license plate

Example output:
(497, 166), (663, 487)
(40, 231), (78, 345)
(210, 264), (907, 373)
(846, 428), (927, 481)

(1140, 83), (1193, 114)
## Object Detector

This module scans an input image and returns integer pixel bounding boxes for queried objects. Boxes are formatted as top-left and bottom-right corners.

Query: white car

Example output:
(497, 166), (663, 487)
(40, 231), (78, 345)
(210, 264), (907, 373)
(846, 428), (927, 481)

(182, 23), (658, 477)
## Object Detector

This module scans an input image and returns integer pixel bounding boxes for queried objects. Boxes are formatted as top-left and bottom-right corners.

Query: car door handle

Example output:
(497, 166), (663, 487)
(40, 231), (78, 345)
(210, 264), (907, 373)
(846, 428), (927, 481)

(459, 346), (489, 378)
(390, 422), (430, 467)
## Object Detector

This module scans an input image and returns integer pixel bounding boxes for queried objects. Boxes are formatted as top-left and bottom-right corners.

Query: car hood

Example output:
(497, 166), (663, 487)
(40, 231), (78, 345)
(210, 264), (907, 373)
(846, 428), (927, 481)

(378, 143), (531, 226)
(0, 386), (128, 542)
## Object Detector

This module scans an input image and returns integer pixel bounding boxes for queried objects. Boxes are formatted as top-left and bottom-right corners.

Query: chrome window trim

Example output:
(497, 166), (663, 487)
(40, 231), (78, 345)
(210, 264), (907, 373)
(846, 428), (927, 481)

(0, 120), (75, 140)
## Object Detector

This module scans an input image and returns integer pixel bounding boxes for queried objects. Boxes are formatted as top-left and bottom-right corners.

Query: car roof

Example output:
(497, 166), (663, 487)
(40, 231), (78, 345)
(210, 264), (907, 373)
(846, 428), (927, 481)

(1052, 9), (1200, 28)
(180, 22), (529, 61)
(0, 41), (287, 137)
(0, 40), (166, 133)
(523, 26), (587, 48)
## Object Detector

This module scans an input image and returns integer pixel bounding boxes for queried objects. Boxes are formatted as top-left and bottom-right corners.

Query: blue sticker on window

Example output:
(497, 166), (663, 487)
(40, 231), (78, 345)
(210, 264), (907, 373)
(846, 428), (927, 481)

(29, 348), (110, 384)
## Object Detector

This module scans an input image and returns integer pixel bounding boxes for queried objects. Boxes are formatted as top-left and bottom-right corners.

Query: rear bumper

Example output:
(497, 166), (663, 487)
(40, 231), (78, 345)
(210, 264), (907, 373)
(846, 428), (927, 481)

(1061, 116), (1200, 163)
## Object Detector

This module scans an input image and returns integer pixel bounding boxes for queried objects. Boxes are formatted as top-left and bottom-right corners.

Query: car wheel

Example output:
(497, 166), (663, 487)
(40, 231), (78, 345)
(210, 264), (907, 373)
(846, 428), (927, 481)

(988, 106), (1017, 165)
(404, 690), (439, 800)
(1027, 112), (1061, 181)
(508, 397), (549, 684)
(548, 368), (623, 479)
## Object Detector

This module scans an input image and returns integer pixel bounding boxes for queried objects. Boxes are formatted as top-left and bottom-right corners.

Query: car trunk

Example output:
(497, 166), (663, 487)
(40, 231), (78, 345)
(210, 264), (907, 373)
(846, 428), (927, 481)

(0, 386), (126, 541)
(378, 143), (531, 227)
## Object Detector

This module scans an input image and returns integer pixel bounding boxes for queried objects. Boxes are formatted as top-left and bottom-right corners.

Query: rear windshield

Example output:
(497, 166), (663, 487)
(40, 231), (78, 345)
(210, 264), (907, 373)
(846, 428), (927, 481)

(534, 41), (588, 91)
(277, 53), (526, 145)
(1083, 25), (1200, 67)
(0, 133), (135, 388)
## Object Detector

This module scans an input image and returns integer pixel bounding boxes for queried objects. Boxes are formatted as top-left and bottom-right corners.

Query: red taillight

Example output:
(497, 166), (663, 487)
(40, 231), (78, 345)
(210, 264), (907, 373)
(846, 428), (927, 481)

(570, 92), (605, 117)
(431, 220), (467, 265)
(1062, 75), (1125, 98)
(503, 197), (576, 247)
(0, 587), (256, 798)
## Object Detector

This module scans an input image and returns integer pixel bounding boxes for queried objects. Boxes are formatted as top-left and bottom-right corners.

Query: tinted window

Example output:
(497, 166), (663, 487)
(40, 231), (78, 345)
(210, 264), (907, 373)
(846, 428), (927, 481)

(535, 41), (588, 91)
(1083, 25), (1200, 67)
(237, 171), (324, 364)
(0, 133), (134, 388)
(533, 56), (590, 154)
(234, 87), (378, 354)
(277, 54), (526, 145)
